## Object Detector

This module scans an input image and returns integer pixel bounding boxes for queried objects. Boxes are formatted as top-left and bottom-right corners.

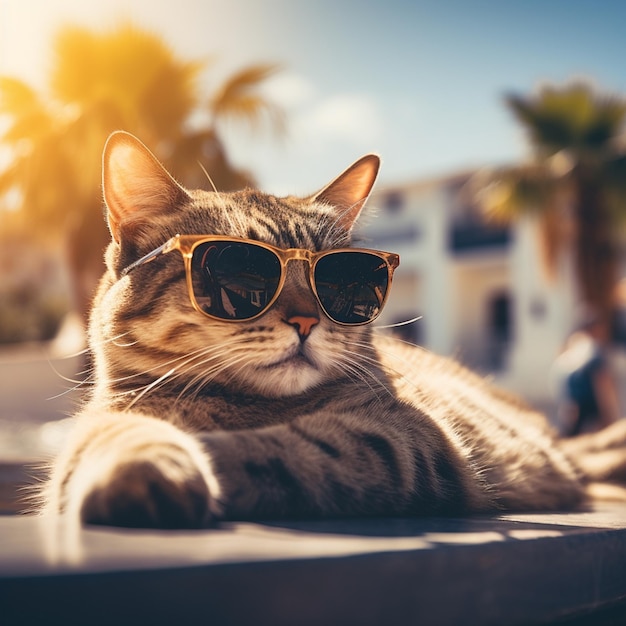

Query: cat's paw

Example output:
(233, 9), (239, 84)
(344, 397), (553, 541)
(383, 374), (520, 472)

(78, 447), (215, 529)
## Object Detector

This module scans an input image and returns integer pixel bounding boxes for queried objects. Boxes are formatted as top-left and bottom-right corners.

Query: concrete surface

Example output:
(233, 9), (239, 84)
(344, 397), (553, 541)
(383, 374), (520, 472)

(2, 504), (626, 625)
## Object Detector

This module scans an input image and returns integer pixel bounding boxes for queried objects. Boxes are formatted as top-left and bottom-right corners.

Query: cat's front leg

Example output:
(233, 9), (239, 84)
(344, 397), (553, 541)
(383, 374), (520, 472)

(45, 411), (220, 528)
(199, 408), (485, 519)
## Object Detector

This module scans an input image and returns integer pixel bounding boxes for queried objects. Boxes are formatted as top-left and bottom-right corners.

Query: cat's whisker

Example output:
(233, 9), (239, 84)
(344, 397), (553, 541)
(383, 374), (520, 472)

(47, 378), (94, 401)
(220, 356), (264, 391)
(373, 316), (423, 331)
(114, 341), (251, 405)
(176, 362), (226, 401)
(126, 367), (178, 410)
(218, 199), (250, 239)
(49, 345), (91, 360)
(112, 338), (139, 348)
(49, 332), (138, 394)
(324, 195), (369, 245)
(91, 330), (134, 351)
(117, 343), (258, 407)
(337, 349), (395, 401)
(197, 160), (220, 196)
(47, 367), (93, 389)
(45, 357), (95, 401)
(101, 342), (227, 389)
(336, 358), (387, 403)
(49, 331), (140, 394)
(118, 352), (223, 403)
(342, 338), (423, 396)
(366, 338), (438, 394)
(178, 351), (253, 402)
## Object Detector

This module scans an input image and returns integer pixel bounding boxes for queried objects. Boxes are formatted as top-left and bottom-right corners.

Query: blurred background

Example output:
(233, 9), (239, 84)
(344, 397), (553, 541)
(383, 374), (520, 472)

(2, 0), (626, 509)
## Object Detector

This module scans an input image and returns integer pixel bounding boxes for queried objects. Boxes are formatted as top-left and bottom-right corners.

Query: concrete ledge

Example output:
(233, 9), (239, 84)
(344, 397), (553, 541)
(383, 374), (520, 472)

(2, 504), (626, 625)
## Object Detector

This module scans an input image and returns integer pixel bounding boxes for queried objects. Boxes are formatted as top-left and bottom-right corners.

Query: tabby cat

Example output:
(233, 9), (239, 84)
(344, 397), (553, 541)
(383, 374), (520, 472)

(43, 131), (626, 528)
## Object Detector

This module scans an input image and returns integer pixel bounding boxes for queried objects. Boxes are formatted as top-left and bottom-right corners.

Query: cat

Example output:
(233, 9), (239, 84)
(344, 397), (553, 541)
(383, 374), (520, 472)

(42, 130), (626, 528)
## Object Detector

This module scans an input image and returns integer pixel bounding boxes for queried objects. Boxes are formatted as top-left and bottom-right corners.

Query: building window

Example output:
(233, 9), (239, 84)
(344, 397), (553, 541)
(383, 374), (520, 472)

(445, 178), (511, 253)
(487, 291), (513, 370)
(383, 191), (404, 214)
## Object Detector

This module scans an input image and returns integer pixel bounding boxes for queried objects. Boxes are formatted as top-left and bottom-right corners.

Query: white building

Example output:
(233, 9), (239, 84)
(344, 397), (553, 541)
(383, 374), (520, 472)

(356, 172), (579, 409)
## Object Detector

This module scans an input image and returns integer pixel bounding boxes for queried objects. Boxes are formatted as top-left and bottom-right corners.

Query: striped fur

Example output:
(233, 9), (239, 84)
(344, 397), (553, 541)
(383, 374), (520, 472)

(42, 131), (626, 528)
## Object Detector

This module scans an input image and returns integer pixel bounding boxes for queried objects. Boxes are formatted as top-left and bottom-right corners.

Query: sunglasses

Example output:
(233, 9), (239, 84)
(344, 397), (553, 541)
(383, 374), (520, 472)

(121, 235), (400, 326)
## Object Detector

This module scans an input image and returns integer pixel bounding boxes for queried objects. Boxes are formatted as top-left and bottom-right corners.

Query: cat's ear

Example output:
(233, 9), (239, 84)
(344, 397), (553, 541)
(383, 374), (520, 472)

(103, 131), (190, 243)
(312, 154), (380, 230)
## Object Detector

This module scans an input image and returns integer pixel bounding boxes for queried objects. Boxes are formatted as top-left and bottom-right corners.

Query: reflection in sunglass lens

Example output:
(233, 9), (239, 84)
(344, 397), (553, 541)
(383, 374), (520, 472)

(191, 242), (281, 320)
(314, 252), (389, 324)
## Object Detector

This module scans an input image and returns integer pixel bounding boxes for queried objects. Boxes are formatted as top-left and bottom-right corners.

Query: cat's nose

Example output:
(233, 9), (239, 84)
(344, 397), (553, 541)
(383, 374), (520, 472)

(286, 315), (320, 341)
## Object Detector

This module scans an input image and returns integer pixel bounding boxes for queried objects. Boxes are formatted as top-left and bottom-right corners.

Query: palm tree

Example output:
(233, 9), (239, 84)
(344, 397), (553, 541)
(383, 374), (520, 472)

(0, 23), (284, 323)
(476, 81), (626, 332)
(168, 64), (286, 191)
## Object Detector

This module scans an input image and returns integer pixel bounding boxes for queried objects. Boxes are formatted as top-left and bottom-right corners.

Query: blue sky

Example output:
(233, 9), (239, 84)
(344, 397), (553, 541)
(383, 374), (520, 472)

(1, 0), (626, 195)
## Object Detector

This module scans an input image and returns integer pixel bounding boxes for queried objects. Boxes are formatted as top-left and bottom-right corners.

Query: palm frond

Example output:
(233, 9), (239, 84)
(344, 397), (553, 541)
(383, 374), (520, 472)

(472, 161), (565, 223)
(506, 81), (626, 160)
(0, 77), (41, 114)
(471, 162), (573, 280)
(210, 64), (285, 137)
(50, 23), (203, 141)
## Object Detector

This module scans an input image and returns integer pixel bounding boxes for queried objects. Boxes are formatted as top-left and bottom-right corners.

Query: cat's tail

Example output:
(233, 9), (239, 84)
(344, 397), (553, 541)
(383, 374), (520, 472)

(559, 419), (626, 501)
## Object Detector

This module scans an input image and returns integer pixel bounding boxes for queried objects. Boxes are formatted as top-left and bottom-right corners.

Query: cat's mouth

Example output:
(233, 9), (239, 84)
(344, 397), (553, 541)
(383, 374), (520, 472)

(260, 346), (316, 371)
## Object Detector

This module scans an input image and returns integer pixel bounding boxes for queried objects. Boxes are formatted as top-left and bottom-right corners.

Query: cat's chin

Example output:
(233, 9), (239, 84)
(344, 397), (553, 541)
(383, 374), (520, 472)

(250, 357), (325, 397)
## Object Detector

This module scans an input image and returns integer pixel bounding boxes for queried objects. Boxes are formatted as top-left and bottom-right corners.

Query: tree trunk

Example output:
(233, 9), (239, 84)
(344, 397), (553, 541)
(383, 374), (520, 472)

(573, 165), (619, 329)
(63, 207), (111, 326)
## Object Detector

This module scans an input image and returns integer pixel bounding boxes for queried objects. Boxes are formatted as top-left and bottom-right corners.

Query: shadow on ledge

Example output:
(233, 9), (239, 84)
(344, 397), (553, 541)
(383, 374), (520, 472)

(2, 503), (626, 626)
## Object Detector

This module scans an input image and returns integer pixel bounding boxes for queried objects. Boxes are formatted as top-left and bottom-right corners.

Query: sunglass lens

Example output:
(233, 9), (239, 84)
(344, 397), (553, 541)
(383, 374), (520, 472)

(314, 252), (389, 324)
(191, 242), (281, 320)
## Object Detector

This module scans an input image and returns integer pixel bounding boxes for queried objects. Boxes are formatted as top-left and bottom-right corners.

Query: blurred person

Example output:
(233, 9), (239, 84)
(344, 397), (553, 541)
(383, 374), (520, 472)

(553, 316), (621, 437)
